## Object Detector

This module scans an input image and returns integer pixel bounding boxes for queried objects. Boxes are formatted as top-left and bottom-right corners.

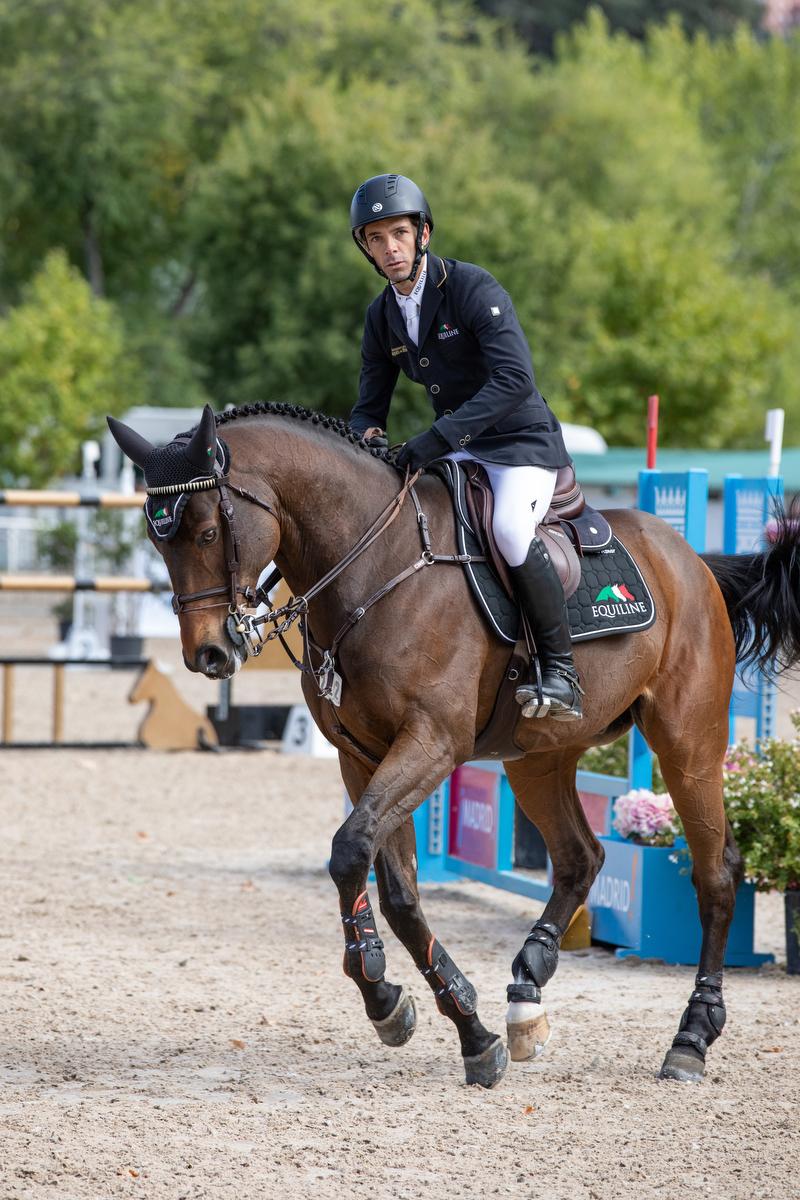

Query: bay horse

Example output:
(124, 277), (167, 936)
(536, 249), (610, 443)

(108, 402), (800, 1088)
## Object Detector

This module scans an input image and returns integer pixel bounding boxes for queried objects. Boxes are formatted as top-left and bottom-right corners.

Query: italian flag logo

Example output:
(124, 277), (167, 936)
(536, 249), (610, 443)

(595, 583), (635, 602)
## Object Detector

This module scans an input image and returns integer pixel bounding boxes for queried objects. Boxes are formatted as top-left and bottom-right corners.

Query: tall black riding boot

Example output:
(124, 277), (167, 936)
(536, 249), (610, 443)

(510, 537), (583, 720)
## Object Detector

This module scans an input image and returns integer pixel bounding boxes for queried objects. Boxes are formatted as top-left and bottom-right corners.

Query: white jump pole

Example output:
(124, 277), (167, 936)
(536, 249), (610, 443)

(765, 408), (784, 479)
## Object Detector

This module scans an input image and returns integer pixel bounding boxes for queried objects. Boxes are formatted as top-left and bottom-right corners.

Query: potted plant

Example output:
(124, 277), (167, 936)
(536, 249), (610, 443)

(90, 509), (145, 660)
(723, 724), (800, 975)
(36, 518), (79, 639)
(586, 784), (769, 966)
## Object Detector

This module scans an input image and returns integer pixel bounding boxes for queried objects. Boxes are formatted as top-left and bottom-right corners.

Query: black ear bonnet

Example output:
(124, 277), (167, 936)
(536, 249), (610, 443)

(106, 405), (231, 541)
(143, 435), (230, 540)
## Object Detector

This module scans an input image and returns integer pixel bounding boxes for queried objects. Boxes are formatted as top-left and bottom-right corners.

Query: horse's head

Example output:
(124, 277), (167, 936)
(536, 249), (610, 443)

(107, 405), (280, 679)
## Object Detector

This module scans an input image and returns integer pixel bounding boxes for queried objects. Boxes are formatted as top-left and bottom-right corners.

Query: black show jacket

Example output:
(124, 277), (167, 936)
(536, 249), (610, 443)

(350, 254), (571, 468)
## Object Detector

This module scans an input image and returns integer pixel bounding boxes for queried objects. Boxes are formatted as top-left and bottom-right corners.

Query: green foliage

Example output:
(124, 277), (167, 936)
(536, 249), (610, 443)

(36, 519), (78, 573)
(724, 720), (800, 892)
(578, 736), (666, 792)
(1, 1), (799, 463)
(475, 0), (763, 57)
(0, 250), (143, 487)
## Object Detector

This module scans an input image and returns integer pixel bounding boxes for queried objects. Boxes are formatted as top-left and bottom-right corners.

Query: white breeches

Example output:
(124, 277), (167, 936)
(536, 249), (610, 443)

(447, 451), (557, 567)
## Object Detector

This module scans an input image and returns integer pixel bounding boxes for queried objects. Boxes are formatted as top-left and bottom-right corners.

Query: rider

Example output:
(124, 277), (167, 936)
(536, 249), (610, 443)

(348, 173), (582, 721)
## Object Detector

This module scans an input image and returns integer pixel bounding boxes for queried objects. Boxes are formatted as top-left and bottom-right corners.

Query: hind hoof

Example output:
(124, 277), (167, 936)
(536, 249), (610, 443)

(659, 1046), (705, 1083)
(371, 987), (417, 1047)
(463, 1037), (508, 1089)
(506, 1003), (551, 1062)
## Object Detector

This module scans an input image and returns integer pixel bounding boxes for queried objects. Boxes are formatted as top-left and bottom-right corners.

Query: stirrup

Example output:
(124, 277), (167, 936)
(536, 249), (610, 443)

(516, 670), (583, 721)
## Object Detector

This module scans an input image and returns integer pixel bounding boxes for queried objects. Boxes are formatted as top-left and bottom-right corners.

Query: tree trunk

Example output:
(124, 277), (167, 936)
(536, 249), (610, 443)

(81, 198), (105, 297)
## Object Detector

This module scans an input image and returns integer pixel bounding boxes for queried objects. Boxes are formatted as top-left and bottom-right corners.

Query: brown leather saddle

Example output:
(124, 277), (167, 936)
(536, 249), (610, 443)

(461, 461), (596, 602)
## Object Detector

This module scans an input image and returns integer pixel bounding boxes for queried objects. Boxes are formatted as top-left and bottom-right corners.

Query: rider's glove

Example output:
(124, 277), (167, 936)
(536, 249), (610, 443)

(365, 432), (389, 449)
(395, 427), (449, 472)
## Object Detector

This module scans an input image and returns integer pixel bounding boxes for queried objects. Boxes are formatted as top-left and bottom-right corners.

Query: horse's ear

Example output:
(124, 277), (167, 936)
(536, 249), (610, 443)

(185, 404), (218, 472)
(106, 415), (155, 469)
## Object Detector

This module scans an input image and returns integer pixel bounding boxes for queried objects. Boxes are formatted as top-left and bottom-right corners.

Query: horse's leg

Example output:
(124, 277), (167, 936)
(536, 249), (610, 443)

(503, 750), (605, 1061)
(634, 697), (741, 1083)
(337, 748), (507, 1088)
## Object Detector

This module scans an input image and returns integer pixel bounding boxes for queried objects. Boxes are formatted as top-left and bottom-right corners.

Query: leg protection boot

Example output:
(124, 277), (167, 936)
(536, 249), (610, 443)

(510, 537), (583, 720)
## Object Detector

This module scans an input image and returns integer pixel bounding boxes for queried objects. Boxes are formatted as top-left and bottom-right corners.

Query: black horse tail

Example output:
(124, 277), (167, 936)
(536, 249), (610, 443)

(702, 503), (800, 676)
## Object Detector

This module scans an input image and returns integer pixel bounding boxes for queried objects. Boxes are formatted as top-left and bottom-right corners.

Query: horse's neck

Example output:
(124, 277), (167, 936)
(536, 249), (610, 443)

(246, 425), (401, 601)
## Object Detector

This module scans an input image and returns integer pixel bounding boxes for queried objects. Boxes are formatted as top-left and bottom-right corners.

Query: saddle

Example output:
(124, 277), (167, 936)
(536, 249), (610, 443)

(446, 460), (612, 603)
(431, 460), (654, 760)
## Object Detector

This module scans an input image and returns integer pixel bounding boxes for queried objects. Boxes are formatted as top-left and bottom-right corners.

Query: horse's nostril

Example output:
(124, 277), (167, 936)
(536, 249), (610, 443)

(197, 643), (228, 676)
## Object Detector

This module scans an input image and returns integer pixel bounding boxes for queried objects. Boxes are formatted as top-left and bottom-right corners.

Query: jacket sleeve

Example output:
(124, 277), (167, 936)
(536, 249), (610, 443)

(431, 273), (541, 450)
(349, 304), (399, 436)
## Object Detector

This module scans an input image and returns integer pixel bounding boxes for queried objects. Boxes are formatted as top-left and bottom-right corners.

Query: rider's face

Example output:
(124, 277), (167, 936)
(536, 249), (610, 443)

(361, 215), (429, 287)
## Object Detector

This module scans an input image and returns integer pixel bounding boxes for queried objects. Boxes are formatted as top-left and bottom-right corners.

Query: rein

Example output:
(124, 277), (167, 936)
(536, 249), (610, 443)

(166, 465), (486, 707)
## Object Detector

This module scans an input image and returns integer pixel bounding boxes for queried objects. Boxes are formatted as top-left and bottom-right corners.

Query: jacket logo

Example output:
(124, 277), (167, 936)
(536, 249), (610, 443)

(437, 323), (460, 340)
(391, 344), (408, 356)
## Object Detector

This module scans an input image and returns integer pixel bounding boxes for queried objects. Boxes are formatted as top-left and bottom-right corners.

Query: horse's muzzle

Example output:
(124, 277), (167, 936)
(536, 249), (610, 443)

(192, 642), (237, 679)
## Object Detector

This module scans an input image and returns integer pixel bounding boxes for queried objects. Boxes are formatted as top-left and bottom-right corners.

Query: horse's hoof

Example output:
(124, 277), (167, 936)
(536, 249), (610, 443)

(370, 987), (417, 1047)
(463, 1036), (508, 1089)
(506, 1002), (551, 1062)
(659, 1046), (706, 1083)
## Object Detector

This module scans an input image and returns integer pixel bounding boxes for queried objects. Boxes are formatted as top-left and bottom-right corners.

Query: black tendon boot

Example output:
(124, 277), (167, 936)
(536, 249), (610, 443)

(511, 537), (583, 720)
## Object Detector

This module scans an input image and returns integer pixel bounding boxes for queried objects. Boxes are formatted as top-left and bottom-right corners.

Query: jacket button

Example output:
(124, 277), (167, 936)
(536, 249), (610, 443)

(444, 409), (453, 416)
(464, 434), (471, 442)
(419, 356), (430, 367)
(458, 437), (466, 446)
(430, 384), (440, 394)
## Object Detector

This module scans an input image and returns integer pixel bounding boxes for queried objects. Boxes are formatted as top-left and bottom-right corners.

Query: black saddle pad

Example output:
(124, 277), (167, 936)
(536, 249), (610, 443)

(433, 462), (656, 645)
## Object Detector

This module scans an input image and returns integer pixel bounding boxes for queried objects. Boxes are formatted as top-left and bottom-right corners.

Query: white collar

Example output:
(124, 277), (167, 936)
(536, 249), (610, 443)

(392, 255), (427, 306)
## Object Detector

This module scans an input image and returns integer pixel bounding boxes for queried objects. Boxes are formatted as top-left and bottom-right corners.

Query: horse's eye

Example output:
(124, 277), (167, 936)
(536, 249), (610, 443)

(197, 527), (217, 547)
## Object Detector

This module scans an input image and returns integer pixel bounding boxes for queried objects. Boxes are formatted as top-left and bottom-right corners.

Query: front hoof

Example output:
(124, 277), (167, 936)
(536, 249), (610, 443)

(659, 1046), (706, 1083)
(463, 1036), (508, 1089)
(371, 987), (417, 1047)
(506, 1002), (551, 1062)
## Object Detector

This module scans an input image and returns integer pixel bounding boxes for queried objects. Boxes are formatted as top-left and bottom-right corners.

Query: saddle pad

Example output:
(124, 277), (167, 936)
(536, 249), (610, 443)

(448, 488), (656, 645)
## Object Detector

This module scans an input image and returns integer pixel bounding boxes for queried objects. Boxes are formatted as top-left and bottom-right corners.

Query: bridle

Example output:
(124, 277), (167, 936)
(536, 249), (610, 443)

(163, 475), (277, 618)
(154, 456), (485, 702)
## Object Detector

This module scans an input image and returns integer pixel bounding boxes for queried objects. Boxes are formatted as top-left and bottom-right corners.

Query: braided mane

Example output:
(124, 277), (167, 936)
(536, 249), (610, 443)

(213, 401), (393, 462)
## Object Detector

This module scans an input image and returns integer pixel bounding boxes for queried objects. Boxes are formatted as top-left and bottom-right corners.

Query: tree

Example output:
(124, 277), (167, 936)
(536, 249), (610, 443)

(0, 251), (144, 486)
(474, 0), (764, 58)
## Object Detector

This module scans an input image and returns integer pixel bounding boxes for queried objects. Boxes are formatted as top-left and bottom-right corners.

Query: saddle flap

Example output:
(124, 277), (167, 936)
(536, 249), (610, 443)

(537, 520), (582, 600)
(462, 463), (515, 599)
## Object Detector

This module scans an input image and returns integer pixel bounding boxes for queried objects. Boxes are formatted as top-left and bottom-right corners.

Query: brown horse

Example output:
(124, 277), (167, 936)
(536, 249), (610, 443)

(108, 402), (800, 1089)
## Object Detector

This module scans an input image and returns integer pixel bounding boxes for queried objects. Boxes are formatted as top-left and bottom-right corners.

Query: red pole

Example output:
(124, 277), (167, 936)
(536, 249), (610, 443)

(646, 394), (659, 469)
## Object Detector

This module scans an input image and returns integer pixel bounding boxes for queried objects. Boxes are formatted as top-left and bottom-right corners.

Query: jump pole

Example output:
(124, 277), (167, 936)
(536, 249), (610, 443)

(0, 490), (142, 508)
(0, 575), (170, 593)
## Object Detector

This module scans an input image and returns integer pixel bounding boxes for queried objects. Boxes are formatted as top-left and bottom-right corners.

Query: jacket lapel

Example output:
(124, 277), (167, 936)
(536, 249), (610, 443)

(384, 288), (410, 348)
(417, 255), (446, 351)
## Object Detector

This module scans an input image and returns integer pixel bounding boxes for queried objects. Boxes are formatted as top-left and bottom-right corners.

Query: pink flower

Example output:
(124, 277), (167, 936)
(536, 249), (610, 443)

(612, 788), (677, 843)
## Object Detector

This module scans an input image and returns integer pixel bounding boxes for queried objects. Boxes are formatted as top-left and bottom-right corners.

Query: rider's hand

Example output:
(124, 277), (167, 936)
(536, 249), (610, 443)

(395, 427), (449, 472)
(362, 426), (388, 448)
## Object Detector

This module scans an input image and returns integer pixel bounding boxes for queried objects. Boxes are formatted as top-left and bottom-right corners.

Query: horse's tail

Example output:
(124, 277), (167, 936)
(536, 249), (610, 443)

(701, 503), (800, 676)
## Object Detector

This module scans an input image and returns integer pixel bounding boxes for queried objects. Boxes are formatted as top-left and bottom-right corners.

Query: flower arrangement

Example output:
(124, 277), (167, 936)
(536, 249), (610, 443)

(612, 788), (679, 847)
(723, 725), (800, 895)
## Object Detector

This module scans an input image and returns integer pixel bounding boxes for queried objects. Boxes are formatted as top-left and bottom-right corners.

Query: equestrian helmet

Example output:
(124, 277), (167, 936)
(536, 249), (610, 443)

(350, 174), (433, 280)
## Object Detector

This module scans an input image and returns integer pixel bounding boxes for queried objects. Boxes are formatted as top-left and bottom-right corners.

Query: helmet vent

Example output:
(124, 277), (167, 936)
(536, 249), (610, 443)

(385, 175), (399, 196)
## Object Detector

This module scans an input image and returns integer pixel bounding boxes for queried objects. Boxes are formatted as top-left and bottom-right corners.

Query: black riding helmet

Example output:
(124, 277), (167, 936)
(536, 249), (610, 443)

(350, 174), (434, 283)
